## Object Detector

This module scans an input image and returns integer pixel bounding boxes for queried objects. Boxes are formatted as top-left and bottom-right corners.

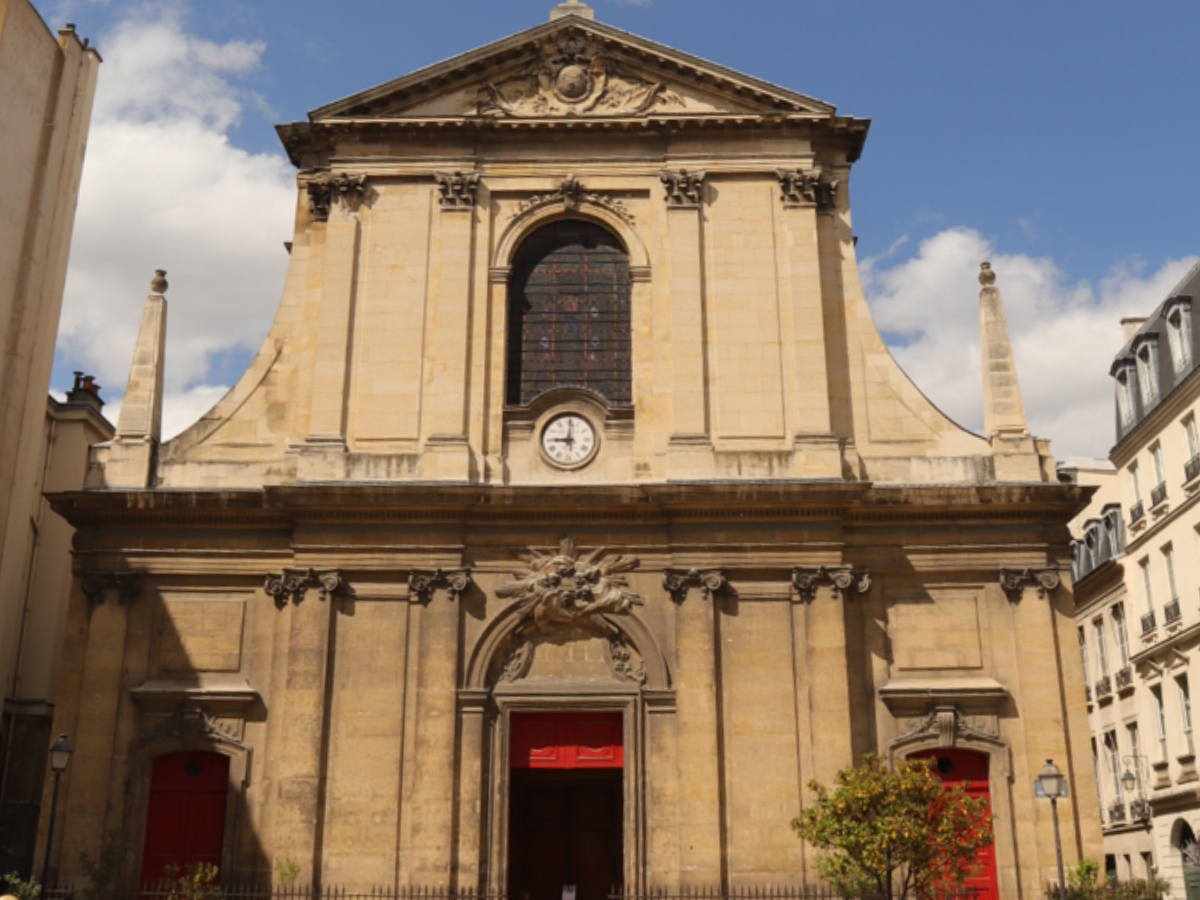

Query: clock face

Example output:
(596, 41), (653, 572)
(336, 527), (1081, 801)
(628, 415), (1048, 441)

(541, 414), (597, 467)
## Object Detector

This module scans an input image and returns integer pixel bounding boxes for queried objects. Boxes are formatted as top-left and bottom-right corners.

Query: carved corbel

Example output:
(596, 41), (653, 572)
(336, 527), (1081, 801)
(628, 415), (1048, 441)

(408, 568), (473, 604)
(776, 167), (839, 212)
(305, 173), (369, 221)
(81, 571), (141, 605)
(662, 568), (726, 603)
(999, 567), (1061, 603)
(660, 169), (706, 208)
(264, 568), (344, 609)
(791, 565), (871, 602)
(436, 171), (481, 209)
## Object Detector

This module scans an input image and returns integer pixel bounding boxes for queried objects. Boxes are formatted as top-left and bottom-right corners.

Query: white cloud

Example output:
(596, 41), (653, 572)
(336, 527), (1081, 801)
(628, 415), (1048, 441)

(862, 228), (1198, 460)
(56, 2), (294, 441)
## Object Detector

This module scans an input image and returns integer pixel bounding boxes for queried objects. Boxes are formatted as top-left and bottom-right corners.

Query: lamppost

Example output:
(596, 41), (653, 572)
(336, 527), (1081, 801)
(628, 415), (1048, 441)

(1037, 759), (1068, 900)
(40, 735), (73, 890)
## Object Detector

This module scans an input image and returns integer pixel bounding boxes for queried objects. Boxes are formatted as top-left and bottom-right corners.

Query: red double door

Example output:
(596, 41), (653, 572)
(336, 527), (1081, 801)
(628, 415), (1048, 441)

(509, 713), (624, 900)
(140, 752), (229, 887)
(910, 749), (999, 900)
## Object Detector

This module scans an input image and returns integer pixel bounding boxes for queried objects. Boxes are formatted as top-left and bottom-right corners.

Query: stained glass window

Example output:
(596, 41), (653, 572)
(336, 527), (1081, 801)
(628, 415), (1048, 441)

(507, 220), (632, 406)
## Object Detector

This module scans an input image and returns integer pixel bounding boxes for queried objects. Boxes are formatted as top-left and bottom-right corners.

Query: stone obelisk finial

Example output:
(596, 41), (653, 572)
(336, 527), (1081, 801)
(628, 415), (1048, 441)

(978, 262), (1030, 441)
(551, 0), (595, 20)
(105, 270), (169, 488)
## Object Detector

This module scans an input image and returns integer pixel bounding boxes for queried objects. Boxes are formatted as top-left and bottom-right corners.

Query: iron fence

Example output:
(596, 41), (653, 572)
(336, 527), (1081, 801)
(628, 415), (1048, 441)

(37, 887), (984, 900)
(1045, 881), (1166, 900)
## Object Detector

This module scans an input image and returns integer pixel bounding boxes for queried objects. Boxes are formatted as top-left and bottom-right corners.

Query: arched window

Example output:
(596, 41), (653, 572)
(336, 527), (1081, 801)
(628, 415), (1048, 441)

(507, 220), (632, 407)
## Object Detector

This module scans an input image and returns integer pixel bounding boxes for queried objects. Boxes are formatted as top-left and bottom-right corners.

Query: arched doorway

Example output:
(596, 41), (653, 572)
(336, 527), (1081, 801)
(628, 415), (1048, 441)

(1176, 820), (1200, 900)
(140, 752), (229, 886)
(909, 748), (999, 900)
(507, 712), (624, 900)
(506, 220), (632, 407)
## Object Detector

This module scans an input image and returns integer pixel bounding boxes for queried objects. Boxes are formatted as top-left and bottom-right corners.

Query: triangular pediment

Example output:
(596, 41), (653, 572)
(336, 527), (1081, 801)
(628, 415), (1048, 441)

(310, 17), (837, 122)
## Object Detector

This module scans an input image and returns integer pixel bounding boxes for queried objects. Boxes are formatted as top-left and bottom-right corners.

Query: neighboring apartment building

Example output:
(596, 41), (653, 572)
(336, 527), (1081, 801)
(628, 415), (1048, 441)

(1064, 260), (1200, 897)
(0, 378), (113, 875)
(0, 0), (102, 877)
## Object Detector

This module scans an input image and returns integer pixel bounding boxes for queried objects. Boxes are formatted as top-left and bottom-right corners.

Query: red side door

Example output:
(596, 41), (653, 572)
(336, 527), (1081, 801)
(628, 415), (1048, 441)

(140, 752), (229, 887)
(909, 749), (999, 900)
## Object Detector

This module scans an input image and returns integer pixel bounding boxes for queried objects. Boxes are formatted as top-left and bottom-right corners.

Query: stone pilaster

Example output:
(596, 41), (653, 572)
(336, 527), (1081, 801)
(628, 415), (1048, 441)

(672, 588), (724, 886)
(661, 170), (712, 473)
(420, 175), (478, 481)
(399, 581), (463, 885)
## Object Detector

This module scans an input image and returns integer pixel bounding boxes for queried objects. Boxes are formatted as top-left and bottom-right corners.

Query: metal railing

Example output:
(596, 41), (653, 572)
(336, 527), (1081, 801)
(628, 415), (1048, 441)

(1116, 667), (1134, 690)
(1165, 599), (1182, 624)
(1142, 610), (1157, 634)
(39, 888), (985, 900)
(1045, 881), (1165, 900)
(1130, 798), (1152, 819)
(1187, 453), (1200, 483)
(1107, 802), (1127, 823)
(1095, 676), (1113, 699)
(1130, 501), (1146, 525)
(1151, 482), (1168, 507)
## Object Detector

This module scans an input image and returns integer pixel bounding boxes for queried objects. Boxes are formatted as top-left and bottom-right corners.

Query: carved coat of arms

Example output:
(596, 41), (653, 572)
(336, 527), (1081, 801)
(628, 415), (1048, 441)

(496, 536), (643, 635)
(477, 35), (684, 118)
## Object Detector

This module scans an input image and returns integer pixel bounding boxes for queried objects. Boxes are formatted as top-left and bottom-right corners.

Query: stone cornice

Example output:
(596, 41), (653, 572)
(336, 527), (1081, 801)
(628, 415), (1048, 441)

(276, 115), (870, 168)
(48, 481), (1090, 531)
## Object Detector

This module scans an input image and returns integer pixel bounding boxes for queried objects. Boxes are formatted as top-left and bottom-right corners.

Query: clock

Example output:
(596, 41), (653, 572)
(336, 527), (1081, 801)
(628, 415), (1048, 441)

(541, 414), (597, 468)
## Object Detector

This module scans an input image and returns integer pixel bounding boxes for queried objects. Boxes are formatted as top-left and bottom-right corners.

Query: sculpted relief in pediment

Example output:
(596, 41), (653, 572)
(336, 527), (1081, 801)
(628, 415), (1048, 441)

(394, 35), (751, 120)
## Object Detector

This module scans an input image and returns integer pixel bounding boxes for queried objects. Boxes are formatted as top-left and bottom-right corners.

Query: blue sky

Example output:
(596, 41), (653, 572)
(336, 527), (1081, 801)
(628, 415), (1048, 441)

(46, 0), (1200, 457)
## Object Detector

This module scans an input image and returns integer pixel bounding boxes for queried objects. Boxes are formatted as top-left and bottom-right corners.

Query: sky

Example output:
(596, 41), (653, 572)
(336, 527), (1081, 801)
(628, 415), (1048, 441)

(44, 0), (1200, 459)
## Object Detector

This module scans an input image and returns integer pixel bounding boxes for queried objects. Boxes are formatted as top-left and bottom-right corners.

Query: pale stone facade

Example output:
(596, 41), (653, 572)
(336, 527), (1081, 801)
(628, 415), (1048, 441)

(0, 0), (102, 876)
(1064, 261), (1200, 897)
(42, 6), (1100, 898)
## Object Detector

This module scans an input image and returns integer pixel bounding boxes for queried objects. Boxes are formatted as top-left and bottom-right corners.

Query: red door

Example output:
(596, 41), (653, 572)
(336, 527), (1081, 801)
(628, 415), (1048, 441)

(910, 749), (999, 900)
(140, 752), (229, 886)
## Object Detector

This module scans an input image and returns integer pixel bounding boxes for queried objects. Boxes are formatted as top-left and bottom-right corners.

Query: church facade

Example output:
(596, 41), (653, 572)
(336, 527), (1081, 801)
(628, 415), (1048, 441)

(40, 5), (1101, 898)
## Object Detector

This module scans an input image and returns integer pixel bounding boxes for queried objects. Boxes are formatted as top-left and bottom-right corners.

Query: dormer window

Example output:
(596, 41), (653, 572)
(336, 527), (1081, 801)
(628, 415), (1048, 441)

(1115, 363), (1136, 424)
(1166, 297), (1193, 373)
(1135, 339), (1160, 406)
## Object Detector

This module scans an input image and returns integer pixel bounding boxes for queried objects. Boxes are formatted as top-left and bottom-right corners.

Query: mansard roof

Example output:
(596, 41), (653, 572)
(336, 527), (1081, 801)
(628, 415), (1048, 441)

(278, 14), (869, 164)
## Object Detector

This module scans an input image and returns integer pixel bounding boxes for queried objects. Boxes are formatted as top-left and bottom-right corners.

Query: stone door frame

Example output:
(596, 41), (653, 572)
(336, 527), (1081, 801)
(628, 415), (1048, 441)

(484, 686), (645, 895)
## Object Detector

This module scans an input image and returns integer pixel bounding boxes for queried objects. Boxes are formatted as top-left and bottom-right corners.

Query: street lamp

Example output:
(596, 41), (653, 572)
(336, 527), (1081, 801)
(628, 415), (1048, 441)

(1036, 759), (1068, 900)
(40, 735), (73, 890)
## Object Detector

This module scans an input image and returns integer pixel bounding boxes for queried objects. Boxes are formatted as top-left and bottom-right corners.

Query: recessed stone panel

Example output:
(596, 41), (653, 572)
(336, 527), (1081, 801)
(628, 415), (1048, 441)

(889, 588), (983, 671)
(153, 595), (247, 674)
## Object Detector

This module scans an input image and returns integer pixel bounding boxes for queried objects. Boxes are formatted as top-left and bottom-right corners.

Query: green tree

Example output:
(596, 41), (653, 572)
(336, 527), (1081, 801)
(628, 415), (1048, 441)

(791, 754), (993, 900)
(1, 873), (42, 900)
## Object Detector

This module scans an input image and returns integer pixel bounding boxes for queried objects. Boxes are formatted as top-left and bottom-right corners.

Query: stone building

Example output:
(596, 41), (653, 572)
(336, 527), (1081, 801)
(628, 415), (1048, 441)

(1063, 260), (1200, 897)
(0, 0), (103, 877)
(41, 4), (1100, 898)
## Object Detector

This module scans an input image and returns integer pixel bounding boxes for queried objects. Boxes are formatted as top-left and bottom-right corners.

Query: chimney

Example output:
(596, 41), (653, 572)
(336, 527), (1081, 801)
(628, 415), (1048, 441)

(1121, 317), (1148, 344)
(65, 371), (105, 413)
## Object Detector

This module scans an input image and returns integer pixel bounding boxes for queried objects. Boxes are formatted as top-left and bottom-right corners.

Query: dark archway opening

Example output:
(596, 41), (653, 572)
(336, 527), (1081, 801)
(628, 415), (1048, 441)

(508, 713), (623, 900)
(506, 220), (632, 407)
(140, 751), (229, 886)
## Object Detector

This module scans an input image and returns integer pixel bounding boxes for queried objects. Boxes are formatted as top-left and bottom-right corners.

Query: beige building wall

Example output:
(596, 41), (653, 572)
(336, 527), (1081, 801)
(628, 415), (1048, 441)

(1066, 263), (1200, 894)
(0, 0), (101, 876)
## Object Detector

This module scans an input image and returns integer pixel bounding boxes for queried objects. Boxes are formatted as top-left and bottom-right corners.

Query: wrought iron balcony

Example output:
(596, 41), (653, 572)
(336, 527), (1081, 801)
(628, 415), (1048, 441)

(1142, 610), (1157, 634)
(1152, 482), (1168, 507)
(1107, 802), (1127, 824)
(1130, 798), (1151, 819)
(1095, 676), (1113, 699)
(1116, 666), (1134, 690)
(1165, 599), (1182, 624)
(1131, 501), (1146, 525)
(1187, 453), (1200, 483)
